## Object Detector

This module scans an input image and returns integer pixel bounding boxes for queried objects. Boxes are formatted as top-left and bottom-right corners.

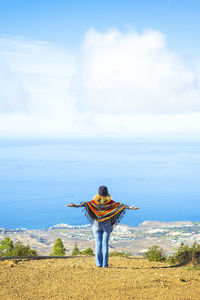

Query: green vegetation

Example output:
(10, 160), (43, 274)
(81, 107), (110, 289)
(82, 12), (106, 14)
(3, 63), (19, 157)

(144, 242), (200, 267)
(168, 242), (200, 267)
(187, 265), (200, 270)
(81, 247), (94, 256)
(143, 245), (166, 262)
(50, 238), (66, 256)
(72, 243), (81, 255)
(71, 244), (94, 256)
(0, 237), (38, 257)
(0, 237), (14, 254)
(110, 251), (130, 257)
(71, 245), (131, 257)
(8, 242), (38, 256)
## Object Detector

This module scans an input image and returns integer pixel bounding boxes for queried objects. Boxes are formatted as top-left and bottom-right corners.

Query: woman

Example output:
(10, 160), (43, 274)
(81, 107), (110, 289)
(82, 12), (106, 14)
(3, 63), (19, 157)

(67, 186), (139, 268)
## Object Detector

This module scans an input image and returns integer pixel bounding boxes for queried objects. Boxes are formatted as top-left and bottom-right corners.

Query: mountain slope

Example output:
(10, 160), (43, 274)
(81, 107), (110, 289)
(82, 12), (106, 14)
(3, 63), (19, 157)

(0, 257), (200, 299)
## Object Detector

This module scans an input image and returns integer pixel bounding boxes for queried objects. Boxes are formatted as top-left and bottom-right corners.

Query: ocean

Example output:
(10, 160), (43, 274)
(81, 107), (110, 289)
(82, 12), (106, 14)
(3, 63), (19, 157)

(0, 137), (200, 229)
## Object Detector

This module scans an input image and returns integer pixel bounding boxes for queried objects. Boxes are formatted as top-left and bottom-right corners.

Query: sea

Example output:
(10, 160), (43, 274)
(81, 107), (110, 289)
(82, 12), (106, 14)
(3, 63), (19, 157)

(0, 137), (200, 229)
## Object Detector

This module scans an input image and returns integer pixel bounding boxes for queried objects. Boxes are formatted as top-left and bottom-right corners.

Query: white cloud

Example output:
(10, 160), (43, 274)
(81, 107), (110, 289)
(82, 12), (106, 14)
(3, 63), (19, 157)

(0, 59), (32, 113)
(0, 29), (200, 137)
(0, 37), (76, 115)
(77, 28), (200, 114)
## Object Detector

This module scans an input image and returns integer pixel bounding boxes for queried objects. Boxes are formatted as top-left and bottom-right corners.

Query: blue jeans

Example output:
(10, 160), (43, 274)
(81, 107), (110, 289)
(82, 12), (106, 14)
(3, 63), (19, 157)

(92, 220), (111, 267)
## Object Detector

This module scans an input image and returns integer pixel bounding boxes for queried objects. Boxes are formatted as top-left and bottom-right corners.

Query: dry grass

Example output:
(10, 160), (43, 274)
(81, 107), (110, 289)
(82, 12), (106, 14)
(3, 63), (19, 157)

(0, 257), (200, 299)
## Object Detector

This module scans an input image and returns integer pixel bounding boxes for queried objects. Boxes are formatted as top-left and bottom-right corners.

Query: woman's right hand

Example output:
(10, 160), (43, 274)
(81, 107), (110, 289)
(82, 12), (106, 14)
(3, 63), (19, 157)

(66, 203), (76, 207)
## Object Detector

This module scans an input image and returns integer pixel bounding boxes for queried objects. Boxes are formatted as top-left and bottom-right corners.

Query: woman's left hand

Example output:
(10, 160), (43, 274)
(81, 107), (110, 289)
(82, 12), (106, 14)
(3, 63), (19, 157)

(129, 205), (140, 210)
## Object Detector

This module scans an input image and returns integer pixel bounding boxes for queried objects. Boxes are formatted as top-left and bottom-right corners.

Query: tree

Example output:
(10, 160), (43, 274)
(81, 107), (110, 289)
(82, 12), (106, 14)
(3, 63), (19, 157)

(0, 238), (38, 257)
(81, 247), (94, 256)
(72, 243), (81, 255)
(50, 238), (66, 256)
(8, 241), (38, 256)
(143, 245), (166, 262)
(0, 237), (14, 255)
(168, 242), (200, 267)
(191, 242), (200, 267)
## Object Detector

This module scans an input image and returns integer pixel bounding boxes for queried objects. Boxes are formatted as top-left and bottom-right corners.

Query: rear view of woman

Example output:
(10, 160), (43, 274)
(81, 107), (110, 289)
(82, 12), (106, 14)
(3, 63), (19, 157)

(67, 186), (139, 268)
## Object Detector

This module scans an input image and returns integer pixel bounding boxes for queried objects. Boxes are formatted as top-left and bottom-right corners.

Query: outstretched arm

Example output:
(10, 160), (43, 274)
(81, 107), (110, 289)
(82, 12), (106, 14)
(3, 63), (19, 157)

(125, 205), (140, 210)
(66, 202), (85, 208)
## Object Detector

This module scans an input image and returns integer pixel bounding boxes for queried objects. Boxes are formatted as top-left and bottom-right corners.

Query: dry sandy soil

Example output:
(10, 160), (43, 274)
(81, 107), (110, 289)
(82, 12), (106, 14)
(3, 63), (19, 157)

(0, 257), (200, 300)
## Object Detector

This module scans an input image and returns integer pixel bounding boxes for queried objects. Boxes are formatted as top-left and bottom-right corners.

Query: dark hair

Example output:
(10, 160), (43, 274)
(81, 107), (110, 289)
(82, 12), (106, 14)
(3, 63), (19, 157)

(98, 186), (109, 197)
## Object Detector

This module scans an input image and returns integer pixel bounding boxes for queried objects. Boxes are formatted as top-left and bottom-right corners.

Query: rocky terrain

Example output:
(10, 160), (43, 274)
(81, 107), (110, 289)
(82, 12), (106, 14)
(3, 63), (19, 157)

(0, 256), (200, 299)
(1, 221), (200, 256)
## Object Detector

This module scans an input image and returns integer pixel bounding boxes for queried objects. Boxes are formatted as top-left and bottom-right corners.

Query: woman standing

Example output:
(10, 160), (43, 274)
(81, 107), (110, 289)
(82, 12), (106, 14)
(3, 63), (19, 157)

(67, 186), (139, 268)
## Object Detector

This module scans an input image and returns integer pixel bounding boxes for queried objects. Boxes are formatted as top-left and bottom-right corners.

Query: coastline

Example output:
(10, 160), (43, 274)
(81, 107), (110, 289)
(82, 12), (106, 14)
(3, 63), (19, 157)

(1, 220), (200, 256)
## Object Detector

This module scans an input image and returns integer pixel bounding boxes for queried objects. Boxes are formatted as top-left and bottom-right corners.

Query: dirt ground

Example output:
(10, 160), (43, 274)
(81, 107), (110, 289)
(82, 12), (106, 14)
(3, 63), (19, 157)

(0, 257), (200, 300)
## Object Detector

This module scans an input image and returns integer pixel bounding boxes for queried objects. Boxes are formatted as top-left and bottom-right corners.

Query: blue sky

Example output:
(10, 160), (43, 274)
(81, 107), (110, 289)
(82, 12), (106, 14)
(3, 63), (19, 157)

(0, 0), (200, 137)
(1, 0), (200, 58)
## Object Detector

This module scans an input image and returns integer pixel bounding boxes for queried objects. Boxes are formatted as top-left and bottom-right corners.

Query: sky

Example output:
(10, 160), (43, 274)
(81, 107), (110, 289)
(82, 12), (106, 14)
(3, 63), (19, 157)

(0, 0), (200, 138)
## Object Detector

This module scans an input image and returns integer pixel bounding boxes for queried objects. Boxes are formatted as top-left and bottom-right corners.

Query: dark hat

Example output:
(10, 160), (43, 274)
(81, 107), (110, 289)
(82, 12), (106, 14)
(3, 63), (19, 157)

(98, 186), (109, 197)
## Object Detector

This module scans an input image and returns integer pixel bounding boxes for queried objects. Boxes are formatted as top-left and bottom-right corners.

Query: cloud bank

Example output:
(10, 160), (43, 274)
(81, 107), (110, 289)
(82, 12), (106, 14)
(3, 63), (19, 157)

(0, 29), (200, 137)
(78, 29), (200, 114)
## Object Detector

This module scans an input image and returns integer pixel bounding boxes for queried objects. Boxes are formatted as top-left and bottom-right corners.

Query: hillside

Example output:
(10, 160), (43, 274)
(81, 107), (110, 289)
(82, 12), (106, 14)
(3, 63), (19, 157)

(1, 221), (200, 256)
(0, 257), (200, 299)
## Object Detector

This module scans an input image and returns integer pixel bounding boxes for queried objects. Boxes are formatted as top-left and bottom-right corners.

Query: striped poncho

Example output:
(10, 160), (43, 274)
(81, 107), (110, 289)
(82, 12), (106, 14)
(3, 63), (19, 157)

(84, 194), (127, 229)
